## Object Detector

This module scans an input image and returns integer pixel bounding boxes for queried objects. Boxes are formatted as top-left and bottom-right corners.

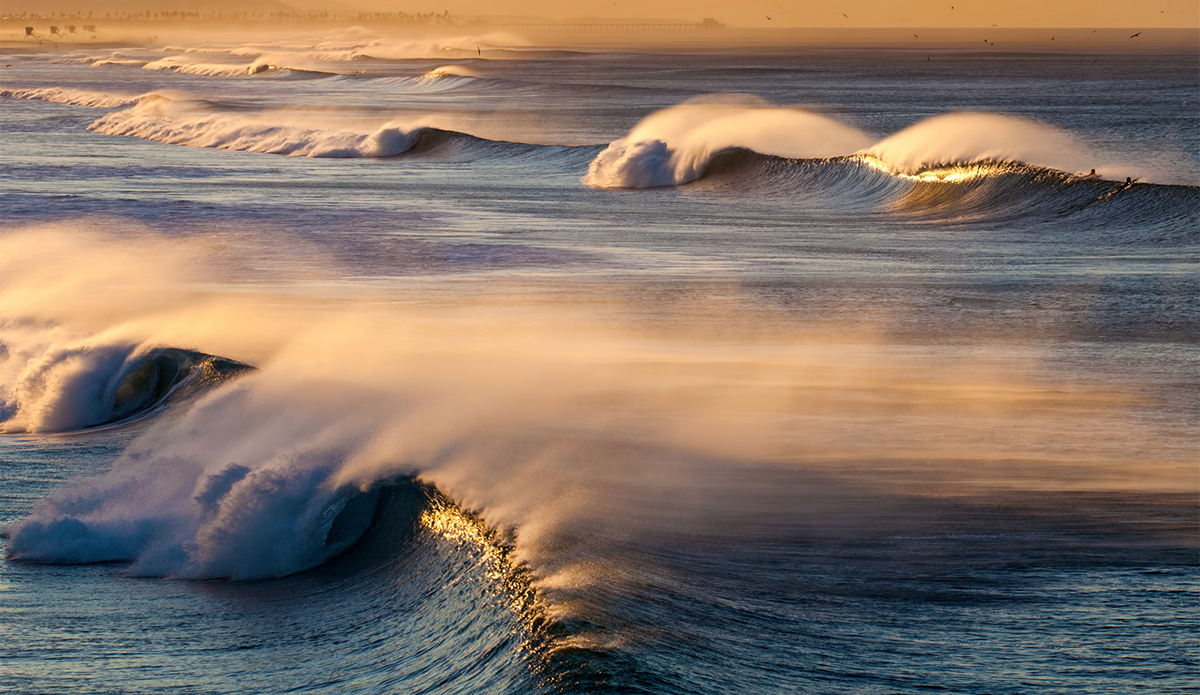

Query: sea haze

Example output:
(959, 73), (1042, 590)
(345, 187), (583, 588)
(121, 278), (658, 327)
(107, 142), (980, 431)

(0, 27), (1197, 695)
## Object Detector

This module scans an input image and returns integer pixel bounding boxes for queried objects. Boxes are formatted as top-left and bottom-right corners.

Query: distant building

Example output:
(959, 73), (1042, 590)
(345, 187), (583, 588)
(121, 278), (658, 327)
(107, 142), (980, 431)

(701, 18), (724, 29)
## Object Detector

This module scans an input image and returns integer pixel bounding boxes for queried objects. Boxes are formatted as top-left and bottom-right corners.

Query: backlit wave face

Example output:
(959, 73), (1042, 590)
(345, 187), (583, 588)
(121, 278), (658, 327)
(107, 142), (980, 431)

(0, 344), (249, 433)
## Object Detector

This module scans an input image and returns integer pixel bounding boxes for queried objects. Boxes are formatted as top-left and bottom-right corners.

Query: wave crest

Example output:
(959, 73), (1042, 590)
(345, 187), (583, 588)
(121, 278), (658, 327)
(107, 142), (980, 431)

(586, 102), (1169, 189)
(142, 55), (280, 77)
(865, 112), (1093, 177)
(0, 87), (140, 109)
(420, 64), (480, 79)
(0, 344), (250, 433)
(583, 101), (872, 188)
(88, 95), (425, 157)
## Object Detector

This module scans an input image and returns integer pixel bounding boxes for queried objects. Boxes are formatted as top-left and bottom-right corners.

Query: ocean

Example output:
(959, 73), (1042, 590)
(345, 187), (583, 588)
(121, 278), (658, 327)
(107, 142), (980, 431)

(0, 28), (1197, 694)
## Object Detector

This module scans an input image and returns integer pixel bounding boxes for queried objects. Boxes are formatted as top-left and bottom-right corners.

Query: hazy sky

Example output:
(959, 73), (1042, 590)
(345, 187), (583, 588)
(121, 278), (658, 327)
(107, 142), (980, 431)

(344, 0), (1199, 27)
(10, 0), (1199, 27)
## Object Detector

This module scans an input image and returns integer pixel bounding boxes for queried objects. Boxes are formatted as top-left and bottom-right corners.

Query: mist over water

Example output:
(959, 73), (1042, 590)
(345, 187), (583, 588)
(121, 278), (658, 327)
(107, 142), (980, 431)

(4, 226), (1189, 579)
(1, 27), (1197, 695)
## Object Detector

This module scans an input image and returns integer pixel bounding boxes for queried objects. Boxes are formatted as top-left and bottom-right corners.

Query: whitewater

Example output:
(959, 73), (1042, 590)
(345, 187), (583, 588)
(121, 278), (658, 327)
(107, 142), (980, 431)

(1, 28), (1197, 695)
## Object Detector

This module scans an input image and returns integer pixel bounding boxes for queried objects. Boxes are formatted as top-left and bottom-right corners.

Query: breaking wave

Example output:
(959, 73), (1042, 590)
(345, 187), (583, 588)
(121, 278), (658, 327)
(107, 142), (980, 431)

(2, 224), (1192, 586)
(691, 150), (1200, 226)
(92, 57), (152, 68)
(5, 86), (1193, 216)
(78, 89), (579, 159)
(579, 102), (1199, 224)
(347, 70), (484, 92)
(865, 112), (1093, 176)
(0, 345), (251, 434)
(87, 93), (429, 157)
(4, 437), (384, 578)
(585, 103), (1178, 188)
(583, 99), (873, 188)
(420, 64), (481, 79)
(0, 87), (140, 109)
(141, 54), (335, 77)
(71, 31), (526, 78)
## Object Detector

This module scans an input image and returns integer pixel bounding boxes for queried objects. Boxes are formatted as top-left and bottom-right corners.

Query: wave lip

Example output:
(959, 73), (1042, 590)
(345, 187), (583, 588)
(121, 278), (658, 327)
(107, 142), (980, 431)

(420, 64), (480, 80)
(583, 100), (873, 189)
(864, 111), (1095, 178)
(92, 57), (151, 68)
(0, 345), (252, 434)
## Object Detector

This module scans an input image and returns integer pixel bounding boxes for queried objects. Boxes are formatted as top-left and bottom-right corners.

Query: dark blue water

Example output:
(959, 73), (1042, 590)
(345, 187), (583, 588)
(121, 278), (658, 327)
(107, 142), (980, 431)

(1, 33), (1197, 694)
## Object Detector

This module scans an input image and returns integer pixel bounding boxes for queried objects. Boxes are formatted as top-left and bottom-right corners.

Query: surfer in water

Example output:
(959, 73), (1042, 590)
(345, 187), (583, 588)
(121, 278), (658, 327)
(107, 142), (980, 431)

(1098, 176), (1138, 201)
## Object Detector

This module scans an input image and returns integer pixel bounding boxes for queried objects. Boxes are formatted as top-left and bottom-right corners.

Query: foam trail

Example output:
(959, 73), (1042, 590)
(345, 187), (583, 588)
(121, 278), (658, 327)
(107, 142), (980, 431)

(88, 94), (423, 157)
(584, 99), (872, 188)
(2, 226), (1192, 584)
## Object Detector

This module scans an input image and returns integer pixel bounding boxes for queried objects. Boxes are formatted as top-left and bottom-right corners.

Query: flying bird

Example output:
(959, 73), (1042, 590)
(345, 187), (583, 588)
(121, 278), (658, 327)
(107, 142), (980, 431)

(1129, 32), (1141, 38)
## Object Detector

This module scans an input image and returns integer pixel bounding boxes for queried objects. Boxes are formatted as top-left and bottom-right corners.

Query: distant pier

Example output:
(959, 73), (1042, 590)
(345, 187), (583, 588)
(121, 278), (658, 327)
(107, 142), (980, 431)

(499, 19), (724, 31)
